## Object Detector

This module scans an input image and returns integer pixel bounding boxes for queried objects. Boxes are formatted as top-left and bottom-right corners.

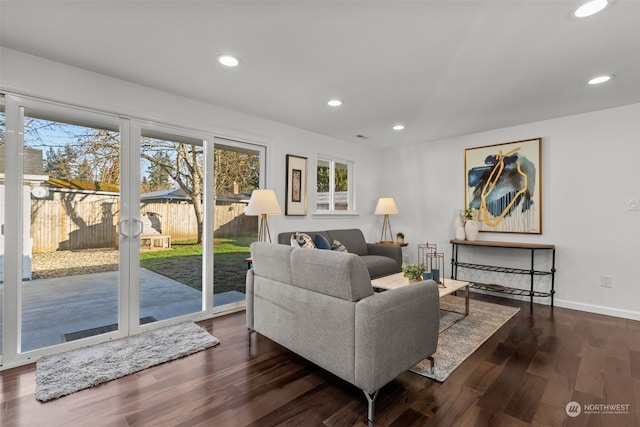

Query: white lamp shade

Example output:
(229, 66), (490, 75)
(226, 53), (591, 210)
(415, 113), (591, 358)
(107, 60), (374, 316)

(246, 189), (282, 216)
(374, 197), (399, 215)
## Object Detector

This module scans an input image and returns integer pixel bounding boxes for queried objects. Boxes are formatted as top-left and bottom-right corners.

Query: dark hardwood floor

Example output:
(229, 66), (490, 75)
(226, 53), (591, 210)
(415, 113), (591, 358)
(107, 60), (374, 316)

(1, 293), (639, 426)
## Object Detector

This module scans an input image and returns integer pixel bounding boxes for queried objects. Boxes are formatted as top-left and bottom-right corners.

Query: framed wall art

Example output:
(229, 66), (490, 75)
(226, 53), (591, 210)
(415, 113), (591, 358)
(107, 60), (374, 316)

(464, 138), (542, 234)
(285, 154), (307, 215)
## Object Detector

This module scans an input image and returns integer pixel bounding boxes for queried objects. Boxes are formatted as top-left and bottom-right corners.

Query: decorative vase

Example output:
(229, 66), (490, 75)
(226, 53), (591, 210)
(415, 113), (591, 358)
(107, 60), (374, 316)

(454, 217), (466, 240)
(408, 277), (422, 284)
(464, 219), (479, 241)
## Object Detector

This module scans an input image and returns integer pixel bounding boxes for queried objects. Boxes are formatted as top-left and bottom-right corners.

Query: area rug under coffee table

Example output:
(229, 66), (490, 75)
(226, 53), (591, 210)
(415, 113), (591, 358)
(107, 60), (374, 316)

(411, 296), (519, 382)
(35, 322), (219, 402)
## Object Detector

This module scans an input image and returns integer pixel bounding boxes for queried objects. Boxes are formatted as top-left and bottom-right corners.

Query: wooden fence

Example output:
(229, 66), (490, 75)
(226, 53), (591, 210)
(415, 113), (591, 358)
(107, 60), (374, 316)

(30, 192), (256, 253)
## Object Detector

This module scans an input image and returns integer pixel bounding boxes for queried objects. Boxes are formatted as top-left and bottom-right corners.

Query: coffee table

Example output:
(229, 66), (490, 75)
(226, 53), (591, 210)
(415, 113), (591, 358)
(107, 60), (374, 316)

(371, 273), (470, 333)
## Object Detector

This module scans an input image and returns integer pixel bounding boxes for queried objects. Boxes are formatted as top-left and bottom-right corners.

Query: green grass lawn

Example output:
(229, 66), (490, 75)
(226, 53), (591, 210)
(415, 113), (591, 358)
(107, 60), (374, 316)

(140, 236), (254, 293)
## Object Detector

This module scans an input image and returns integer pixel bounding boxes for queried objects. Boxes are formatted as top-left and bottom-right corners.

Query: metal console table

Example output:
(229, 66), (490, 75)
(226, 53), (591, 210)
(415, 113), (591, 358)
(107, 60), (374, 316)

(450, 239), (556, 306)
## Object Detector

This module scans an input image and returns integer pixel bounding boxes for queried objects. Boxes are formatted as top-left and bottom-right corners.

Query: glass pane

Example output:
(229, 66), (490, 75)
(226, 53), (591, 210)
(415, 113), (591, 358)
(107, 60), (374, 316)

(334, 161), (349, 211)
(22, 114), (120, 351)
(316, 159), (330, 210)
(213, 145), (259, 309)
(139, 136), (204, 322)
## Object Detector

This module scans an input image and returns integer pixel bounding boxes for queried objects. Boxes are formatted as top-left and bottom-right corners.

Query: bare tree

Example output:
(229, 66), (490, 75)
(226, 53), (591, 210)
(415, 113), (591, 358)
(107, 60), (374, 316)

(214, 149), (259, 194)
(140, 139), (205, 243)
(79, 129), (121, 184)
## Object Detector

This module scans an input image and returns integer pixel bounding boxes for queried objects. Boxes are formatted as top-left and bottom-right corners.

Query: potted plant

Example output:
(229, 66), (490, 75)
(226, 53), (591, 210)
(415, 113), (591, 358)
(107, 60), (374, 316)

(463, 204), (479, 241)
(401, 263), (426, 284)
(396, 232), (405, 244)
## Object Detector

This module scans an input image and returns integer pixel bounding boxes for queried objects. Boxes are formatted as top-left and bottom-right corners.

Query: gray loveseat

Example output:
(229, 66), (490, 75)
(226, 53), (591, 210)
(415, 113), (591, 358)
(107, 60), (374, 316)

(278, 228), (402, 278)
(246, 242), (440, 422)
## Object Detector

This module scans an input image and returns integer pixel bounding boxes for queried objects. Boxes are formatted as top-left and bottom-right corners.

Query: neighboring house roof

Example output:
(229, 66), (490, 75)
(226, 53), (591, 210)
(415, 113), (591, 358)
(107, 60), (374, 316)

(140, 187), (250, 203)
(315, 191), (348, 205)
(46, 178), (120, 193)
(37, 181), (250, 202)
(0, 144), (45, 175)
(140, 187), (189, 201)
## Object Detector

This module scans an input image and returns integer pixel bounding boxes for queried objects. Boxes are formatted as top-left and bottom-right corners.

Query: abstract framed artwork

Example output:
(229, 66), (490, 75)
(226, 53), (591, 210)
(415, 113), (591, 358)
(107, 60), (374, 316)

(465, 138), (542, 234)
(285, 154), (307, 216)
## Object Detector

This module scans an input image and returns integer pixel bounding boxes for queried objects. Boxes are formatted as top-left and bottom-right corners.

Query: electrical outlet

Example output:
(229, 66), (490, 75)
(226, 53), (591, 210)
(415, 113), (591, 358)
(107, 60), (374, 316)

(628, 199), (640, 211)
(601, 275), (613, 288)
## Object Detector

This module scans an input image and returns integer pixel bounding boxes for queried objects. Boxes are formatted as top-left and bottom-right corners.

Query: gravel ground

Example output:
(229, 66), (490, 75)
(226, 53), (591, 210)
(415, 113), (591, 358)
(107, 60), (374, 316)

(32, 248), (119, 279)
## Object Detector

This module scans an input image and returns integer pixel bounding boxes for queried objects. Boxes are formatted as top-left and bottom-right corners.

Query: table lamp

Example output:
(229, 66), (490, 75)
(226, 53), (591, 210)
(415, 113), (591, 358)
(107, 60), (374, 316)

(246, 189), (282, 242)
(374, 197), (399, 243)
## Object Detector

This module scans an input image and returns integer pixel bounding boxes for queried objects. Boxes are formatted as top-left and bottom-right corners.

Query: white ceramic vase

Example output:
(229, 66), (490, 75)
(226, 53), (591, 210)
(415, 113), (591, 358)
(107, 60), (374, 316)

(454, 217), (466, 240)
(464, 219), (479, 241)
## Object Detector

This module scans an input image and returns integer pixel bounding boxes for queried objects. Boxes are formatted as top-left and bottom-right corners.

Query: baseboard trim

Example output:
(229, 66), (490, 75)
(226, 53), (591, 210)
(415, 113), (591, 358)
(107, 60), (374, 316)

(554, 299), (640, 321)
(468, 288), (640, 321)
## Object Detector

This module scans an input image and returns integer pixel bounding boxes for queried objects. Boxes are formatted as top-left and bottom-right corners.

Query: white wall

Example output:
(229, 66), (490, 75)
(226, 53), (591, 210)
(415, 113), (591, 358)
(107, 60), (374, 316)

(0, 47), (385, 241)
(382, 103), (640, 320)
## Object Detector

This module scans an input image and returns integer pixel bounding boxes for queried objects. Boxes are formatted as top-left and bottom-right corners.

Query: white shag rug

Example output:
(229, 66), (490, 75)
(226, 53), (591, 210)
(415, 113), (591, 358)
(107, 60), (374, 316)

(35, 322), (219, 402)
(411, 296), (520, 382)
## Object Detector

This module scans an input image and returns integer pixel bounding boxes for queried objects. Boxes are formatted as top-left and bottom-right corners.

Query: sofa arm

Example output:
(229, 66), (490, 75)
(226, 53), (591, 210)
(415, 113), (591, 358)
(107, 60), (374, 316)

(354, 281), (439, 393)
(367, 243), (402, 269)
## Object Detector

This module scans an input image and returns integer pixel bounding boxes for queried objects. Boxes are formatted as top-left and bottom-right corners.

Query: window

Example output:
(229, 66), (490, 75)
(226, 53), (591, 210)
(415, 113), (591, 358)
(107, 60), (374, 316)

(315, 156), (354, 213)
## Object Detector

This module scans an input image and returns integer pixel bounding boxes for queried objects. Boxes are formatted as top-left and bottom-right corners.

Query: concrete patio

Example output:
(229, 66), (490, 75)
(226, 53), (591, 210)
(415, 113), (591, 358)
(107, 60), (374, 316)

(0, 269), (245, 352)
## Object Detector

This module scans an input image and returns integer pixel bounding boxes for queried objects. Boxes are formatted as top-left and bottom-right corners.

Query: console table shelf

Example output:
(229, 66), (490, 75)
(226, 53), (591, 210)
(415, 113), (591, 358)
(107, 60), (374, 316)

(454, 262), (553, 276)
(450, 239), (556, 306)
(470, 283), (552, 299)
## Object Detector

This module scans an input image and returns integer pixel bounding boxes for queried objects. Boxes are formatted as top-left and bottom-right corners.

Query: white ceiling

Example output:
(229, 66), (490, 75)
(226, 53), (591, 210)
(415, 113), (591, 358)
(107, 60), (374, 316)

(1, 1), (639, 149)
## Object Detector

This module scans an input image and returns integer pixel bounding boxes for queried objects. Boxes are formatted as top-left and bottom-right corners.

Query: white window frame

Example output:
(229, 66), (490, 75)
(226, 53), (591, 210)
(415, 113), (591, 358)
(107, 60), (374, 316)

(313, 154), (357, 216)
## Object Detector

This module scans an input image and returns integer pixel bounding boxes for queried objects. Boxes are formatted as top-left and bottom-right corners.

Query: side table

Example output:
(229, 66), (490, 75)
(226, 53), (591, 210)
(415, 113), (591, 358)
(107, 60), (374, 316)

(377, 241), (408, 247)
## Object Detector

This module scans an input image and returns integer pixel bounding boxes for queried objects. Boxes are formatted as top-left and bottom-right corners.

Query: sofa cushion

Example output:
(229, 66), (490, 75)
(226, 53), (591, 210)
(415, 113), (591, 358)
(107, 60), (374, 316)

(291, 232), (316, 249)
(250, 242), (294, 285)
(313, 233), (332, 250)
(290, 247), (374, 302)
(326, 229), (368, 256)
(360, 255), (401, 279)
(331, 240), (348, 252)
(278, 231), (330, 245)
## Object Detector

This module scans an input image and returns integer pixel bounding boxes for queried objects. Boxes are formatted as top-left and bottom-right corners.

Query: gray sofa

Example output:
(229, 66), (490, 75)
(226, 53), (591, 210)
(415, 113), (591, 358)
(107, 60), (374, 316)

(246, 242), (440, 422)
(277, 228), (402, 278)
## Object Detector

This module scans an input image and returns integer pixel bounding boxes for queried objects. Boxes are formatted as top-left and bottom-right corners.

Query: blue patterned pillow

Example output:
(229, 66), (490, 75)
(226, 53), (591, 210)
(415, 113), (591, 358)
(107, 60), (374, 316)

(313, 234), (332, 250)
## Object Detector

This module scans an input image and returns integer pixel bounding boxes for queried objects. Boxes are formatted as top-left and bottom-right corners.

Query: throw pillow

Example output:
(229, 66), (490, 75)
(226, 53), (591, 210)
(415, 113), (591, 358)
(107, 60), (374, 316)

(291, 232), (316, 249)
(313, 233), (332, 250)
(331, 240), (348, 252)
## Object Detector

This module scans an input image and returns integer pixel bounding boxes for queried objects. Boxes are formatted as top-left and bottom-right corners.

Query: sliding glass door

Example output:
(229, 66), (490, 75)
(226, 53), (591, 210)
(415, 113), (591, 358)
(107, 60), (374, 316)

(18, 102), (124, 352)
(0, 97), (216, 365)
(212, 141), (264, 312)
(0, 94), (265, 368)
(136, 126), (214, 324)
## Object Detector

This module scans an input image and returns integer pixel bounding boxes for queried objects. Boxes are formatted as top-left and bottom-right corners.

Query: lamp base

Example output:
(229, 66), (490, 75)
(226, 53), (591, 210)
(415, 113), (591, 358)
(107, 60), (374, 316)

(258, 214), (272, 243)
(379, 214), (393, 243)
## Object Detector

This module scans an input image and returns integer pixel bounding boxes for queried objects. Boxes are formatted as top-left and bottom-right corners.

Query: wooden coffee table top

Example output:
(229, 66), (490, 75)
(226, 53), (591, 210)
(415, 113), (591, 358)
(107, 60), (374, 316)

(371, 272), (469, 297)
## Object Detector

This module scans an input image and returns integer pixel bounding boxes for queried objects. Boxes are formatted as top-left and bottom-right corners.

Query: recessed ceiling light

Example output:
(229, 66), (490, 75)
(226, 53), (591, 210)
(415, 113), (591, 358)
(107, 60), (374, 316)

(574, 0), (609, 18)
(218, 55), (240, 67)
(392, 124), (405, 131)
(328, 99), (342, 107)
(588, 75), (612, 85)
